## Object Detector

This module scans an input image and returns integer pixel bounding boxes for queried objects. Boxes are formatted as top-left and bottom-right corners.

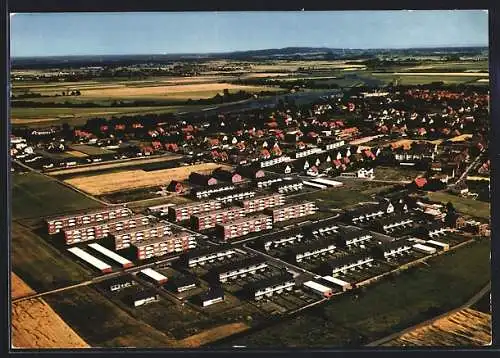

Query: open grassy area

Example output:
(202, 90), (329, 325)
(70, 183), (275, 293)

(11, 172), (103, 220)
(371, 73), (483, 85)
(426, 191), (490, 220)
(43, 286), (176, 348)
(223, 239), (490, 347)
(11, 222), (93, 292)
(10, 105), (191, 124)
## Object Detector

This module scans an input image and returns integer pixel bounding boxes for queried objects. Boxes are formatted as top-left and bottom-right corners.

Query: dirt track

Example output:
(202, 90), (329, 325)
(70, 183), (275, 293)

(177, 322), (249, 347)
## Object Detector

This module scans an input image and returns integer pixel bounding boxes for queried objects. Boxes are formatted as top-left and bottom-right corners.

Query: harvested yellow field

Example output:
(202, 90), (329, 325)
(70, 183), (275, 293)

(66, 150), (89, 158)
(449, 134), (473, 142)
(477, 79), (489, 83)
(389, 139), (443, 149)
(384, 308), (491, 347)
(177, 322), (250, 347)
(64, 162), (232, 195)
(77, 83), (278, 99)
(11, 273), (35, 300)
(48, 154), (183, 176)
(11, 274), (89, 349)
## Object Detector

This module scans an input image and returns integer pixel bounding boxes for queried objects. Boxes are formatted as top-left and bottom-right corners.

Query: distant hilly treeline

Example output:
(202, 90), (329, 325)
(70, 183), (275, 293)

(11, 46), (487, 69)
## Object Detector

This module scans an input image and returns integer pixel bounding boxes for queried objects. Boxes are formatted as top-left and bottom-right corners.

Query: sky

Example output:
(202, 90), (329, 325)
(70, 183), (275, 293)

(10, 10), (488, 57)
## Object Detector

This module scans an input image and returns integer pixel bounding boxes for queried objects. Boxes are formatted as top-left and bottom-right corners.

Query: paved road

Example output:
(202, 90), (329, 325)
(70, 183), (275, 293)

(365, 281), (491, 347)
(449, 153), (484, 188)
(12, 255), (180, 304)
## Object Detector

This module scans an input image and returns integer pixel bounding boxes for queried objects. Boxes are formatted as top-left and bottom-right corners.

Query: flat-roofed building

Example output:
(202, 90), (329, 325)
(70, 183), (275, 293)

(168, 200), (223, 222)
(321, 253), (374, 276)
(131, 231), (196, 260)
(215, 214), (273, 240)
(46, 205), (132, 235)
(199, 286), (225, 307)
(111, 223), (172, 250)
(179, 245), (236, 267)
(62, 215), (150, 245)
(237, 194), (285, 214)
(213, 189), (256, 204)
(67, 247), (112, 273)
(371, 238), (413, 259)
(265, 202), (317, 223)
(286, 237), (336, 263)
(191, 207), (246, 231)
(191, 183), (236, 200)
(139, 268), (168, 285)
(208, 256), (268, 283)
(270, 178), (304, 194)
(334, 227), (373, 249)
(262, 227), (304, 251)
(243, 271), (295, 300)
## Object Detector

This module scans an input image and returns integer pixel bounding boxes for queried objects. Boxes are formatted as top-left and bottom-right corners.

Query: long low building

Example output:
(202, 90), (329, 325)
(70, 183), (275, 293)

(243, 272), (295, 300)
(125, 289), (160, 307)
(412, 243), (437, 255)
(334, 227), (373, 248)
(68, 247), (112, 273)
(88, 242), (133, 268)
(303, 280), (333, 298)
(146, 203), (174, 217)
(190, 206), (246, 231)
(286, 237), (336, 263)
(371, 238), (413, 259)
(237, 193), (285, 214)
(139, 268), (168, 285)
(215, 214), (273, 240)
(425, 239), (450, 251)
(111, 222), (172, 250)
(270, 178), (304, 194)
(262, 227), (304, 251)
(213, 189), (256, 205)
(371, 216), (414, 234)
(208, 256), (268, 283)
(255, 176), (283, 189)
(46, 205), (132, 235)
(131, 231), (197, 260)
(321, 253), (374, 276)
(179, 245), (236, 267)
(321, 276), (352, 292)
(264, 202), (317, 223)
(199, 287), (225, 307)
(191, 183), (236, 200)
(303, 217), (339, 237)
(168, 200), (223, 222)
(62, 215), (151, 245)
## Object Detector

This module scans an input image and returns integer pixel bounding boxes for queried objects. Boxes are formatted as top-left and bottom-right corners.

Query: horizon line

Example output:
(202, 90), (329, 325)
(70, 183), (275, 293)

(11, 44), (489, 59)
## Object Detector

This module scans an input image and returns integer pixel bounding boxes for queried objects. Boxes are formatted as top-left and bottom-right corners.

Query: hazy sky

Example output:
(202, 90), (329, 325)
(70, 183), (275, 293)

(10, 10), (488, 57)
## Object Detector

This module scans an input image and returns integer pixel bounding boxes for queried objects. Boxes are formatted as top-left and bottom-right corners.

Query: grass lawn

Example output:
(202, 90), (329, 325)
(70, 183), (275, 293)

(43, 286), (176, 348)
(11, 221), (93, 292)
(426, 191), (490, 220)
(373, 167), (426, 182)
(308, 185), (373, 209)
(223, 239), (490, 347)
(11, 172), (103, 220)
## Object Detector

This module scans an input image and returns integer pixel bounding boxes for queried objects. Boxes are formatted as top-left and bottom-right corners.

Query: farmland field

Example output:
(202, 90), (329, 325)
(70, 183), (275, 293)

(64, 162), (232, 195)
(11, 172), (104, 220)
(383, 308), (491, 347)
(47, 154), (183, 177)
(11, 222), (94, 292)
(426, 191), (490, 219)
(11, 274), (90, 349)
(11, 105), (192, 124)
(223, 239), (490, 347)
(43, 286), (176, 348)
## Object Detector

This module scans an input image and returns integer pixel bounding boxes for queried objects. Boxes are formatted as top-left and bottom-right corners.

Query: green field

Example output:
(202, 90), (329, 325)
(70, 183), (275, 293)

(426, 191), (490, 219)
(308, 180), (395, 209)
(11, 172), (103, 220)
(43, 286), (176, 348)
(371, 73), (483, 85)
(11, 222), (93, 292)
(224, 239), (490, 347)
(11, 105), (191, 122)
